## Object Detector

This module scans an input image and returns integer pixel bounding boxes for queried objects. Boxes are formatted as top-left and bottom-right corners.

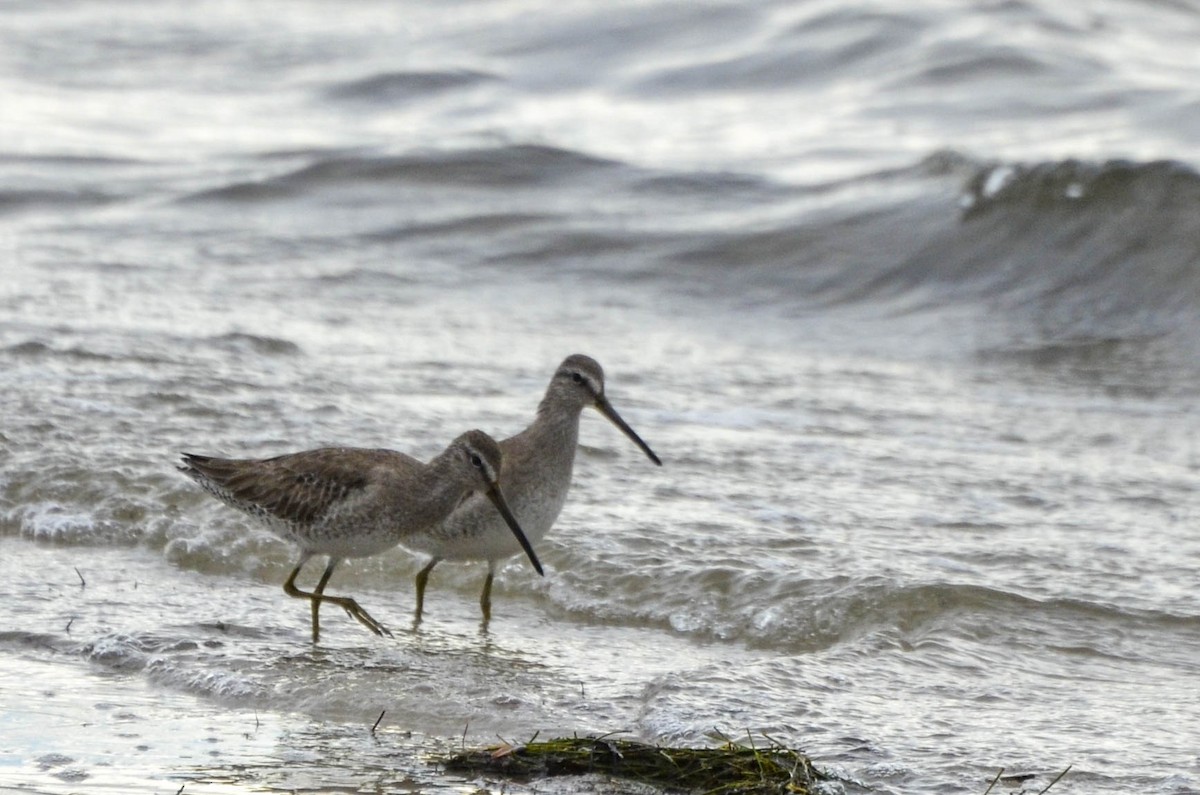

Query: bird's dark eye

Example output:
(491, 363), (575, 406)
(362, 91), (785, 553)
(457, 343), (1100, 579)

(571, 372), (584, 384)
(470, 455), (484, 468)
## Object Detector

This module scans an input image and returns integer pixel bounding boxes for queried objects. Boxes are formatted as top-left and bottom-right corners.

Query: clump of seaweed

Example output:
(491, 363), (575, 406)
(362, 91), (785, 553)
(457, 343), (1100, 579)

(440, 732), (827, 794)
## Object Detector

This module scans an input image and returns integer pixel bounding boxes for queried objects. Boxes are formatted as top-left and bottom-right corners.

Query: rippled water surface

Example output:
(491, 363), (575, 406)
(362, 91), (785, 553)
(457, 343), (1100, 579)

(3, 2), (1200, 794)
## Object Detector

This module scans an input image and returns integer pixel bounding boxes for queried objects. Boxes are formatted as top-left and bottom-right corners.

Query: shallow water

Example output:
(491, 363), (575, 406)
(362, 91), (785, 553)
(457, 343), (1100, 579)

(3, 1), (1200, 794)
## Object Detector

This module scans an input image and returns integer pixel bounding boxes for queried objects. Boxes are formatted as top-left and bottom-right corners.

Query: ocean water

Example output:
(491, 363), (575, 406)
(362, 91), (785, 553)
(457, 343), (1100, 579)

(3, 1), (1200, 794)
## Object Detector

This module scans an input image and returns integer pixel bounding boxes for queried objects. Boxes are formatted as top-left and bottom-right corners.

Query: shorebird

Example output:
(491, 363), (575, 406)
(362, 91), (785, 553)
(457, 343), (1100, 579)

(403, 354), (661, 624)
(178, 430), (543, 642)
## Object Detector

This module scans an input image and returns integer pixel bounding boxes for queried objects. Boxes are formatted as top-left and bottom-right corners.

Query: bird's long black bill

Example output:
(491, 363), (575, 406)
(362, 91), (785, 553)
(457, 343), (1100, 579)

(486, 486), (544, 576)
(596, 396), (662, 466)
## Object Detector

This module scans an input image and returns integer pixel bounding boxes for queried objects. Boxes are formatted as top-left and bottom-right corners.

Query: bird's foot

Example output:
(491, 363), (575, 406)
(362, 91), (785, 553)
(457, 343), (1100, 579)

(340, 599), (393, 638)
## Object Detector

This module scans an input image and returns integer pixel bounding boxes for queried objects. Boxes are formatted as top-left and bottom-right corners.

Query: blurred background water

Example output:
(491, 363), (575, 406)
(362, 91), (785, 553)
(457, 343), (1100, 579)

(2, 2), (1199, 794)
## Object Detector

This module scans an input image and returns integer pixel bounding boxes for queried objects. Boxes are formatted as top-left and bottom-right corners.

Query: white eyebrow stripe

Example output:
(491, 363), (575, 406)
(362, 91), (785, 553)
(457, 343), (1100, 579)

(467, 447), (498, 482)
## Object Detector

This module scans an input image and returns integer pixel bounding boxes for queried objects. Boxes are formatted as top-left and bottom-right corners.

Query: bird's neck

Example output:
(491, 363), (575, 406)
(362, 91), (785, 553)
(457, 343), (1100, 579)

(516, 398), (584, 470)
(417, 453), (476, 517)
(534, 390), (586, 427)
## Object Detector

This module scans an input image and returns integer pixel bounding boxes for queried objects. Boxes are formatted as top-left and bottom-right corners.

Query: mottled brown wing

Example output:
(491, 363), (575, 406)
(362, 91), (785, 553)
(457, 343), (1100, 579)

(180, 448), (383, 526)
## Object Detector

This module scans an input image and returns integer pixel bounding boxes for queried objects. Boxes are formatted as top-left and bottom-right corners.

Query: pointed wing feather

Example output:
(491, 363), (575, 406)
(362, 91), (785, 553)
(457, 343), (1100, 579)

(179, 448), (396, 526)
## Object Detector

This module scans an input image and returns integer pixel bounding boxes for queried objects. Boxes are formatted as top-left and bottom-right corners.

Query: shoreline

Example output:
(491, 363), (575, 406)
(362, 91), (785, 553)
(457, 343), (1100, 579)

(0, 651), (471, 795)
